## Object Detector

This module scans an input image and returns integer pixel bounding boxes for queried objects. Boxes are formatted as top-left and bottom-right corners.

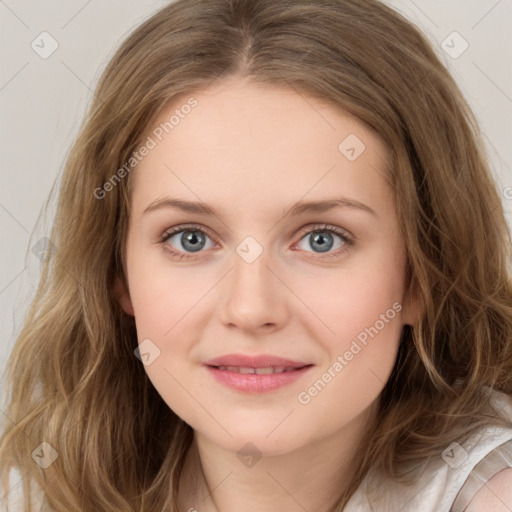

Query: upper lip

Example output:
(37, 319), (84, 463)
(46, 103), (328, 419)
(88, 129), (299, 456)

(204, 354), (312, 369)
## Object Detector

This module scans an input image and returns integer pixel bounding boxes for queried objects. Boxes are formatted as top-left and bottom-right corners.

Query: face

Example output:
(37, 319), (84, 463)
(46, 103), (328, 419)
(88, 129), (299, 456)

(117, 75), (418, 457)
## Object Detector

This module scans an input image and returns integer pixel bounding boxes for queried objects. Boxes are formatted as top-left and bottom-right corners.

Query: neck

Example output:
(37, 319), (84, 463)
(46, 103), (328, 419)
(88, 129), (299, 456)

(177, 407), (373, 512)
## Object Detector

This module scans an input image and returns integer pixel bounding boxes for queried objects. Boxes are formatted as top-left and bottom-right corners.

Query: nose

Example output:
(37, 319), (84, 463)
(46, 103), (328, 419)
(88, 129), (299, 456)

(218, 246), (289, 333)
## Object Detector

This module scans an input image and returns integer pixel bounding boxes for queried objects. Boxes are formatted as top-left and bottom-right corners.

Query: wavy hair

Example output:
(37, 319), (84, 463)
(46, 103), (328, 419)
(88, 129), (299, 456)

(1, 0), (512, 510)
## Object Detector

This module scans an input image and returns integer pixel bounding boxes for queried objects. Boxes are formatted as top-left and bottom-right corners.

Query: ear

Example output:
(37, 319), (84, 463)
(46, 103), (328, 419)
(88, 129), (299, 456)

(401, 285), (423, 327)
(114, 275), (135, 316)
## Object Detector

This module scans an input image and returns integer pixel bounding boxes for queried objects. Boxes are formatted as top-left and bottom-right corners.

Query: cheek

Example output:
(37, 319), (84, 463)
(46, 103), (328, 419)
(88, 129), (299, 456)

(294, 293), (403, 438)
(293, 244), (406, 350)
(126, 241), (208, 337)
(126, 252), (211, 423)
(126, 250), (219, 403)
(290, 249), (405, 413)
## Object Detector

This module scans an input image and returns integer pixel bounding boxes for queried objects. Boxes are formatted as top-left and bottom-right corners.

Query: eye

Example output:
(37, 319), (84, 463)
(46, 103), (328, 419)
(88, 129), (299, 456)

(158, 223), (354, 261)
(294, 224), (354, 258)
(159, 225), (216, 260)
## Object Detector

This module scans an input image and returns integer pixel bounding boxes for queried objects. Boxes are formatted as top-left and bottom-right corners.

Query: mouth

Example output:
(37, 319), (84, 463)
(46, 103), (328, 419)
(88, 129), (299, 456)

(203, 353), (312, 369)
(203, 355), (314, 393)
(208, 365), (311, 374)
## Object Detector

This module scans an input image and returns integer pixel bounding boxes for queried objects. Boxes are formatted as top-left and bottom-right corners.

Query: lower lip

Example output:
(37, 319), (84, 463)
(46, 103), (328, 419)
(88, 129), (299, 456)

(204, 365), (313, 393)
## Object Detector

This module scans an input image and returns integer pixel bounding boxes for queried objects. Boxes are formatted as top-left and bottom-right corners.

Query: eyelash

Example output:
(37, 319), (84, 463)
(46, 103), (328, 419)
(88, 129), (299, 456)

(158, 223), (355, 261)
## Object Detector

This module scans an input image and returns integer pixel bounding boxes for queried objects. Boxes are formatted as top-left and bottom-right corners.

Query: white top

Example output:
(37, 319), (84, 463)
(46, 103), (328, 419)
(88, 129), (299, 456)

(345, 389), (512, 511)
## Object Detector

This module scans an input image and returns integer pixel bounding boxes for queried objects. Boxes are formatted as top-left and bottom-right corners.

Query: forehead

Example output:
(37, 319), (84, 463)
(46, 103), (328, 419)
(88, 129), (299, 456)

(130, 77), (393, 220)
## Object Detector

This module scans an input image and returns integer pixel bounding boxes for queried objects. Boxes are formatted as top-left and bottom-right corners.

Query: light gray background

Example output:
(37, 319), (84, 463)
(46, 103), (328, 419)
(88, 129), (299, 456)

(0, 1), (511, 500)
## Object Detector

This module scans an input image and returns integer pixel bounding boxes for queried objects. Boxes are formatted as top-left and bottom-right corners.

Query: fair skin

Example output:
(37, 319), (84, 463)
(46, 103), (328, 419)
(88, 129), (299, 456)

(465, 468), (512, 511)
(117, 74), (421, 511)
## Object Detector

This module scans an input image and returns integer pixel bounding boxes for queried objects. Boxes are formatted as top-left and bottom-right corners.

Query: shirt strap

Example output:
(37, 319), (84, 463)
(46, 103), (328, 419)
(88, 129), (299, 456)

(450, 439), (512, 512)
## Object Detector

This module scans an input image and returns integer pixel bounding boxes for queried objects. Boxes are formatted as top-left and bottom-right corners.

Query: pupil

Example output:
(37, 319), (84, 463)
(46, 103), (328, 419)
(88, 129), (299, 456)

(182, 231), (204, 252)
(312, 232), (333, 253)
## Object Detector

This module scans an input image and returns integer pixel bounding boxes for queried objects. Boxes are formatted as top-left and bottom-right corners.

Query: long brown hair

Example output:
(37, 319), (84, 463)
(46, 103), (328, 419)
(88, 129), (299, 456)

(1, 0), (511, 510)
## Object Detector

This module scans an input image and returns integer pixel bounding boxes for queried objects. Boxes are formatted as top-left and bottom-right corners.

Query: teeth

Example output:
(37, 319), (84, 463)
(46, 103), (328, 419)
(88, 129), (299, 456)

(215, 366), (299, 374)
(256, 367), (278, 374)
(237, 366), (255, 374)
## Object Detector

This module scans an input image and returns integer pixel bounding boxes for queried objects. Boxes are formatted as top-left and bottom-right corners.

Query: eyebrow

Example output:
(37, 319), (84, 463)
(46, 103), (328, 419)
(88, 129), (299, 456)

(143, 196), (377, 218)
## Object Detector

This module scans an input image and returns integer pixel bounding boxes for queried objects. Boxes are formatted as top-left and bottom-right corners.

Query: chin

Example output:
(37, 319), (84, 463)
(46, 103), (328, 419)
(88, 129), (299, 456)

(196, 422), (309, 458)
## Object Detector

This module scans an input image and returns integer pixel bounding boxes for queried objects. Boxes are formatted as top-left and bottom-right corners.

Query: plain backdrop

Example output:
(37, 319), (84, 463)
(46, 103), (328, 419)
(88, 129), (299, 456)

(0, 0), (511, 506)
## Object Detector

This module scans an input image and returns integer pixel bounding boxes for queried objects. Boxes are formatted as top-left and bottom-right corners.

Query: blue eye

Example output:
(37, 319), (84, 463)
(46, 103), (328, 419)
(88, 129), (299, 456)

(295, 226), (353, 257)
(160, 226), (215, 259)
(159, 223), (354, 261)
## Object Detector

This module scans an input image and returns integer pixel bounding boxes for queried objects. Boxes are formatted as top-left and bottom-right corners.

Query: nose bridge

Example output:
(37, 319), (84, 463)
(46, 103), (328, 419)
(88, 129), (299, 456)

(219, 235), (286, 330)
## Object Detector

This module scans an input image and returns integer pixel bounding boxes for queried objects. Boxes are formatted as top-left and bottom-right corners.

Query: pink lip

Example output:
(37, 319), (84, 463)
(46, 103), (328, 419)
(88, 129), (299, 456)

(204, 353), (310, 368)
(203, 353), (314, 393)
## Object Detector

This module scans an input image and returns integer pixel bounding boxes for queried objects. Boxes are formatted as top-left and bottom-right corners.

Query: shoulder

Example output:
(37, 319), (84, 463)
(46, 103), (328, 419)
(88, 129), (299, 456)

(464, 467), (512, 511)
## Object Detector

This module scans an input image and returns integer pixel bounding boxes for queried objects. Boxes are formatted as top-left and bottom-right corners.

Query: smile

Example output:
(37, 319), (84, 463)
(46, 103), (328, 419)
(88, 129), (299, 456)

(205, 364), (313, 393)
(213, 365), (302, 374)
